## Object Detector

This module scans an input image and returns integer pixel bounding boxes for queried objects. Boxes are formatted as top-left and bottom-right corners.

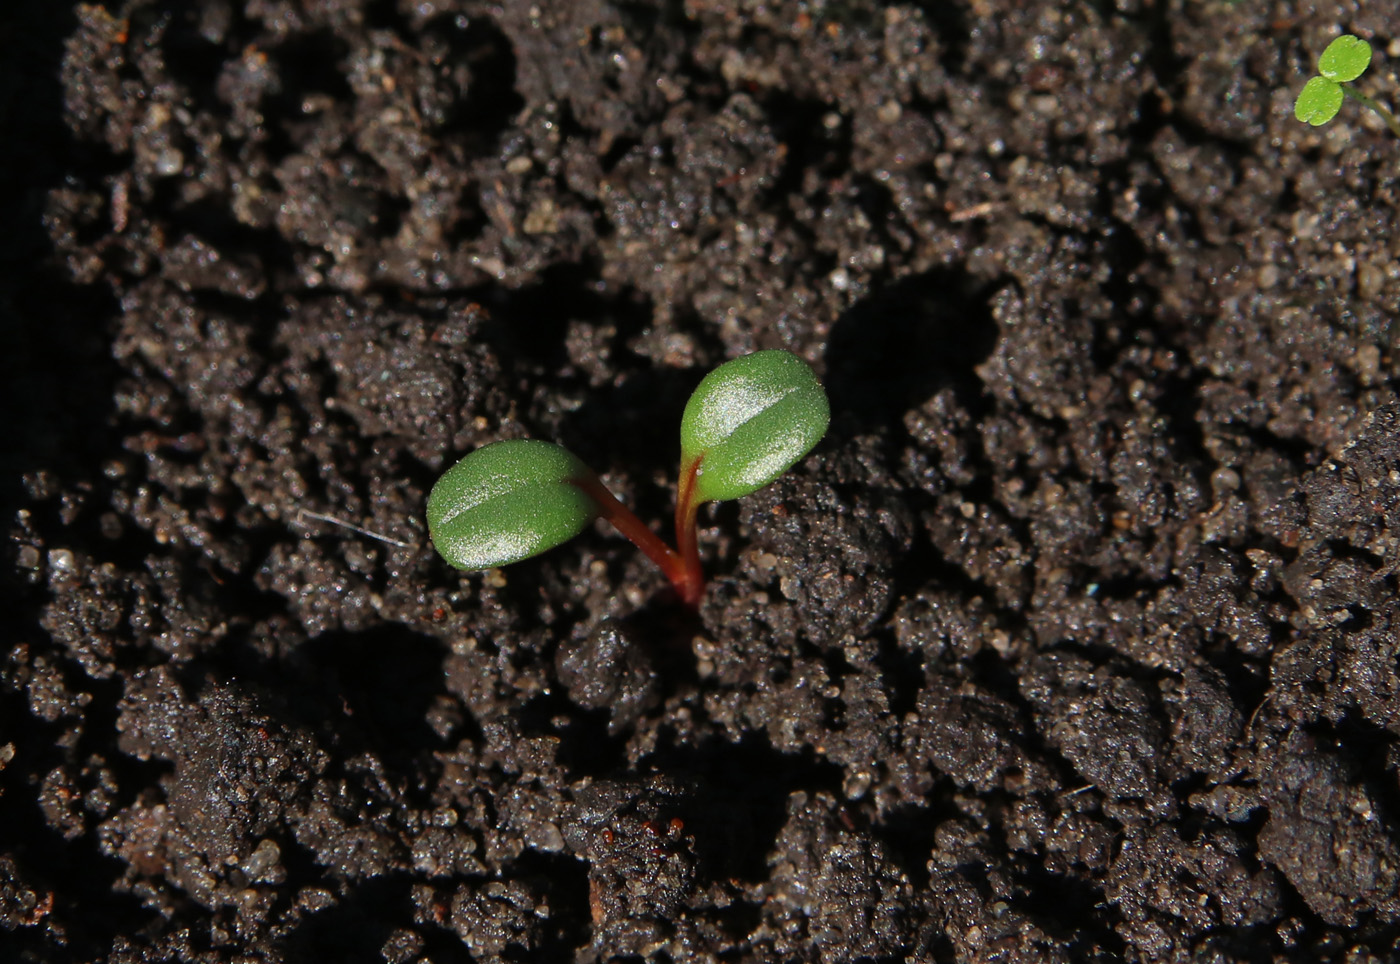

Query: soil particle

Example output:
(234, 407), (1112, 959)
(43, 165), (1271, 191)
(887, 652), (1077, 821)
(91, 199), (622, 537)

(1274, 403), (1400, 730)
(734, 457), (913, 647)
(1020, 653), (1170, 813)
(564, 775), (698, 954)
(906, 674), (1036, 795)
(766, 791), (912, 963)
(432, 877), (546, 959)
(1256, 728), (1400, 928)
(108, 667), (330, 903)
(555, 619), (660, 733)
(1107, 824), (1282, 942)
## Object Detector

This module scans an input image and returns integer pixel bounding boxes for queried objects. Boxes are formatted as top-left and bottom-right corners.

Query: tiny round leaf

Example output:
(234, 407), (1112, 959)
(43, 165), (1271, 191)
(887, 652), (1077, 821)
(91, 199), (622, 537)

(1295, 76), (1343, 126)
(1318, 34), (1371, 83)
(427, 439), (599, 571)
(681, 350), (829, 504)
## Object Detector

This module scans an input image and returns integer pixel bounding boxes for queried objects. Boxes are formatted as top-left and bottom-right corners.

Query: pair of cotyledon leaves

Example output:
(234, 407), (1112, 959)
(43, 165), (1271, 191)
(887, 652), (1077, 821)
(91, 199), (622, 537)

(426, 350), (829, 572)
(1294, 34), (1372, 127)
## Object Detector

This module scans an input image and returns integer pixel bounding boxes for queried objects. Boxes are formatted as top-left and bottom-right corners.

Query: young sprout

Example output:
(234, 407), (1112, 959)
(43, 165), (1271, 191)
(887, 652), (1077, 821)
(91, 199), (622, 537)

(1294, 34), (1400, 138)
(426, 350), (829, 607)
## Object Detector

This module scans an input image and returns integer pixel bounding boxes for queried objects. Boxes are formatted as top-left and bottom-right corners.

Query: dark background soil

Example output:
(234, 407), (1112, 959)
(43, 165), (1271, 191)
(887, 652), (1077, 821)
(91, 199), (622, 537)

(7, 0), (1400, 961)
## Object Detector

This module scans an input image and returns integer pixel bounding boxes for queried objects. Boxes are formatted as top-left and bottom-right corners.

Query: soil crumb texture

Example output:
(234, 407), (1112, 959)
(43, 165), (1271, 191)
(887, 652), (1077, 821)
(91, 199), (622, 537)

(8, 1), (1400, 962)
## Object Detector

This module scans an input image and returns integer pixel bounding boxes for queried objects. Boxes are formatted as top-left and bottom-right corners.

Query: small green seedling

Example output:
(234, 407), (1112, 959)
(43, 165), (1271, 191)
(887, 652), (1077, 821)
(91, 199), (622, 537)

(1294, 34), (1400, 138)
(427, 350), (829, 607)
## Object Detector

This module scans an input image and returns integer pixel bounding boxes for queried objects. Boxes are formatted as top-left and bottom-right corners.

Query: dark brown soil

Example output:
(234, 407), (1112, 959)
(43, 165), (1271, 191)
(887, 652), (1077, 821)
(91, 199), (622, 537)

(7, 1), (1400, 961)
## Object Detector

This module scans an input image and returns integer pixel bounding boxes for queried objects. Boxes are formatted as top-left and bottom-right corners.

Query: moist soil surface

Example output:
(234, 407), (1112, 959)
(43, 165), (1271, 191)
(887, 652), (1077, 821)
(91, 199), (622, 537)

(7, 1), (1400, 962)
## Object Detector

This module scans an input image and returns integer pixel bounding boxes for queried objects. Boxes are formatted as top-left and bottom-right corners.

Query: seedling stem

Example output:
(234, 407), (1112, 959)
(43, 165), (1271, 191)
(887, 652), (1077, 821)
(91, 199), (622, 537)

(570, 472), (700, 606)
(674, 456), (705, 607)
(1341, 85), (1400, 139)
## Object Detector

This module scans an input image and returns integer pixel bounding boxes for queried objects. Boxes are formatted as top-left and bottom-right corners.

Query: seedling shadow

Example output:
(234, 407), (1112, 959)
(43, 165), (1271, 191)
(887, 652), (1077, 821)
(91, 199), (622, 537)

(824, 268), (1000, 438)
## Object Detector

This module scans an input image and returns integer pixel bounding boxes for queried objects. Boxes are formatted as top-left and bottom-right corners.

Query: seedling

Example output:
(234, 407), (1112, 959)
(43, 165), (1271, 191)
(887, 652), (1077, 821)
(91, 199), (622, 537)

(426, 350), (829, 607)
(1294, 34), (1400, 138)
